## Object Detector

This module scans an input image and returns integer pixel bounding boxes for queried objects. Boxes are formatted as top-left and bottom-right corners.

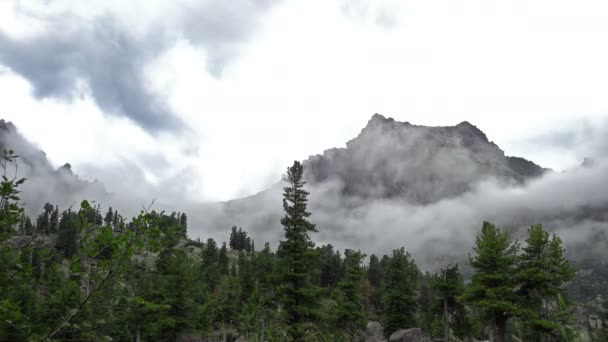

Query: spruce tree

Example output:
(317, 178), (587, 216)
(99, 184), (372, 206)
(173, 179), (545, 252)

(381, 247), (419, 337)
(462, 221), (519, 342)
(335, 249), (367, 334)
(432, 264), (465, 342)
(277, 161), (319, 339)
(229, 226), (238, 250)
(104, 207), (114, 226)
(202, 238), (221, 291)
(516, 224), (575, 340)
(218, 242), (230, 276)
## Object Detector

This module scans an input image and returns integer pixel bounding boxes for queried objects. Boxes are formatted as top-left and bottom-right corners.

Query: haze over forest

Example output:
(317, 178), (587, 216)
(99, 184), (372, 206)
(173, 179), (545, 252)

(1, 1), (608, 341)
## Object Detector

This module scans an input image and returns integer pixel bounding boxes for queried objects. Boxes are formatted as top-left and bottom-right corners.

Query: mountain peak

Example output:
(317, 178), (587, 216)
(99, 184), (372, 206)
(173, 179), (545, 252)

(305, 114), (546, 203)
(455, 120), (489, 142)
(367, 113), (394, 126)
(0, 119), (17, 133)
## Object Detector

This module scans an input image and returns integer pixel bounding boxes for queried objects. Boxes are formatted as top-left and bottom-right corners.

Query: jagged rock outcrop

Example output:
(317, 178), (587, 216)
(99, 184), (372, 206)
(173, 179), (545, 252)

(304, 114), (548, 204)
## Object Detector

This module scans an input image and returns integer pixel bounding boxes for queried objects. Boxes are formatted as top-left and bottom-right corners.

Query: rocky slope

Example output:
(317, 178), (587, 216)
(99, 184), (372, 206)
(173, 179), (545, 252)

(0, 119), (108, 213)
(304, 114), (548, 204)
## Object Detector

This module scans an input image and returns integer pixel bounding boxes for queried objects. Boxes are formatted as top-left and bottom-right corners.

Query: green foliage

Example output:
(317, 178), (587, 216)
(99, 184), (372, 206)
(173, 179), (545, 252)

(334, 249), (367, 334)
(432, 264), (470, 340)
(600, 296), (608, 341)
(0, 149), (25, 236)
(0, 156), (584, 341)
(381, 247), (419, 337)
(462, 221), (520, 342)
(516, 224), (576, 340)
(277, 161), (321, 339)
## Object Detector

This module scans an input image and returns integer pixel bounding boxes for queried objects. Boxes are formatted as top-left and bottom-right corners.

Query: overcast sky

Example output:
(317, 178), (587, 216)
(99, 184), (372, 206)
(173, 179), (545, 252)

(1, 0), (608, 202)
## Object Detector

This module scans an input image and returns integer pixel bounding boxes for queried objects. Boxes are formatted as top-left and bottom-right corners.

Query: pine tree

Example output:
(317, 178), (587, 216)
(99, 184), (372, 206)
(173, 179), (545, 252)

(320, 244), (344, 288)
(381, 247), (419, 337)
(516, 224), (575, 340)
(35, 203), (54, 234)
(277, 161), (319, 339)
(56, 210), (78, 258)
(462, 221), (520, 342)
(367, 254), (384, 311)
(112, 210), (119, 229)
(158, 249), (199, 340)
(229, 226), (238, 250)
(432, 264), (465, 342)
(218, 242), (230, 276)
(202, 238), (221, 291)
(335, 249), (367, 334)
(104, 206), (114, 226)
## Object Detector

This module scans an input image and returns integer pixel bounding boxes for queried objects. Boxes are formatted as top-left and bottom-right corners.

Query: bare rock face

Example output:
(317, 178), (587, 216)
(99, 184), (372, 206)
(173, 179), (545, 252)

(305, 114), (547, 204)
(388, 328), (432, 342)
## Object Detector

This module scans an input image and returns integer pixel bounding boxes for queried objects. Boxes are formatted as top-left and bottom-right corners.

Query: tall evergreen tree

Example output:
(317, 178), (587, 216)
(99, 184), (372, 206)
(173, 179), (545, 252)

(462, 222), (520, 342)
(277, 161), (319, 340)
(432, 264), (465, 342)
(218, 242), (230, 276)
(381, 248), (419, 337)
(56, 210), (78, 258)
(104, 207), (114, 226)
(516, 224), (575, 340)
(35, 203), (54, 234)
(201, 238), (221, 291)
(335, 249), (367, 334)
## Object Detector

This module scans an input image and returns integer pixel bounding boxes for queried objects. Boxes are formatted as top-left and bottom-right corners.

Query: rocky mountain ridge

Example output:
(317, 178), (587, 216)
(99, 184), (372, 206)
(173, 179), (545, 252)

(0, 119), (107, 213)
(304, 113), (548, 204)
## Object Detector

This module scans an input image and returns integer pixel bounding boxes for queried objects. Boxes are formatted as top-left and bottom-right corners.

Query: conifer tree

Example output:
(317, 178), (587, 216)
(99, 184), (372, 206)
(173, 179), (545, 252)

(49, 205), (59, 234)
(104, 207), (114, 226)
(462, 221), (519, 342)
(335, 249), (367, 334)
(202, 238), (221, 290)
(56, 210), (78, 258)
(218, 242), (230, 276)
(516, 224), (575, 340)
(432, 264), (465, 342)
(381, 247), (419, 337)
(277, 161), (319, 339)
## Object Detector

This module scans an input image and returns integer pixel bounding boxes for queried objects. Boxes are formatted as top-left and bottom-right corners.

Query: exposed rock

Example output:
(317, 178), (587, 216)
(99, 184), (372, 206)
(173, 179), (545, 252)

(363, 321), (386, 342)
(304, 113), (547, 204)
(388, 328), (432, 342)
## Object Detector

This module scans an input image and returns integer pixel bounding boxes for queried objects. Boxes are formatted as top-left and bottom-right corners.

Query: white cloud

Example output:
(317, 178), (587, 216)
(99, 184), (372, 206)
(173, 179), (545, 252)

(2, 0), (608, 201)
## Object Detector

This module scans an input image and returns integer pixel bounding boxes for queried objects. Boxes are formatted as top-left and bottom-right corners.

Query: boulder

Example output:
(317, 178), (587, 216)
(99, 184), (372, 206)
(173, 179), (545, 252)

(366, 321), (385, 340)
(388, 328), (432, 342)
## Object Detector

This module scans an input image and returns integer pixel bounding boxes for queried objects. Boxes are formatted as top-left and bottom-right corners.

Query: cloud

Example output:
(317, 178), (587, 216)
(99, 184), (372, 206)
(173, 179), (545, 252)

(0, 0), (281, 133)
(340, 0), (400, 28)
(190, 120), (608, 271)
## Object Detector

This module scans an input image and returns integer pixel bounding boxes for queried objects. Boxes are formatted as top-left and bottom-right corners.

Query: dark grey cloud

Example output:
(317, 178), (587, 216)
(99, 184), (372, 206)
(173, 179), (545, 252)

(0, 17), (180, 132)
(0, 0), (281, 133)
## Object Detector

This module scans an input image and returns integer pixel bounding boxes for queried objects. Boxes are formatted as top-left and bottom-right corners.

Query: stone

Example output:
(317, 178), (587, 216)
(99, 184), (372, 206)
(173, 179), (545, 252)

(388, 328), (432, 342)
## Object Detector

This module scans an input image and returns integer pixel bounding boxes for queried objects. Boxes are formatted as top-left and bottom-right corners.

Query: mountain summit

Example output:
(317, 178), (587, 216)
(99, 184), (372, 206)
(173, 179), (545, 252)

(304, 114), (547, 204)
